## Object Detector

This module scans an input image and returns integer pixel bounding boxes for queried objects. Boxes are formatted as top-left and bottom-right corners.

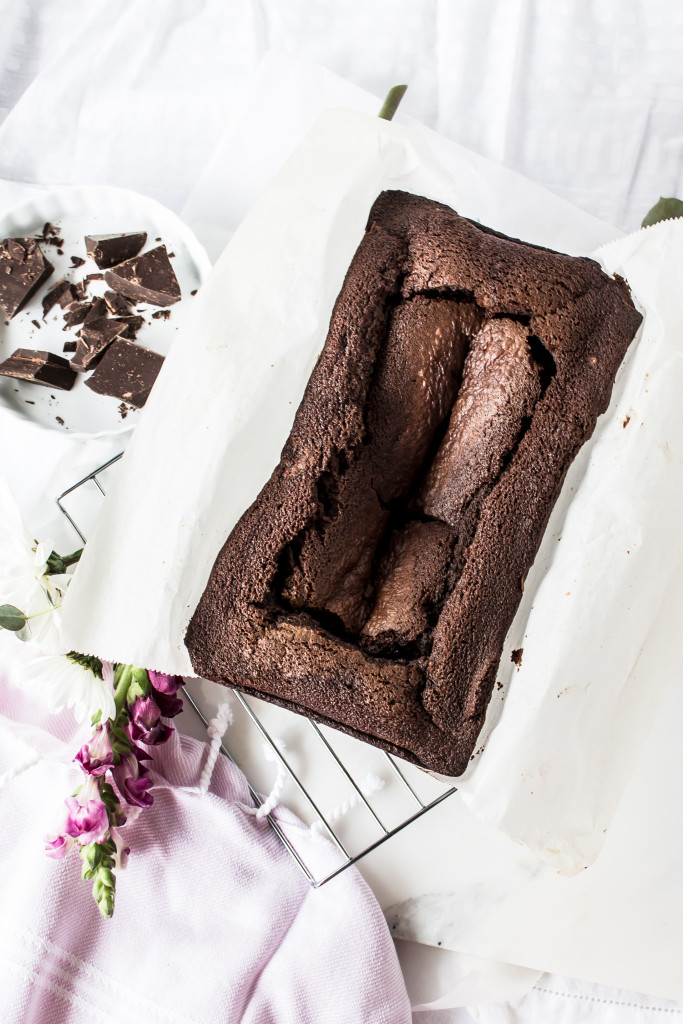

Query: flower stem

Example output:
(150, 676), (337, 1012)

(25, 604), (62, 621)
(113, 666), (134, 717)
(378, 84), (408, 121)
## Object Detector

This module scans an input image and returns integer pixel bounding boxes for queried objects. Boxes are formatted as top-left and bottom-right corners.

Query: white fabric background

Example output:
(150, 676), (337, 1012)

(1, 2), (682, 1022)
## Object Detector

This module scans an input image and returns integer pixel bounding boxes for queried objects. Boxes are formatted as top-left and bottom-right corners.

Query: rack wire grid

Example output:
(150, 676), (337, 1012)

(57, 455), (457, 886)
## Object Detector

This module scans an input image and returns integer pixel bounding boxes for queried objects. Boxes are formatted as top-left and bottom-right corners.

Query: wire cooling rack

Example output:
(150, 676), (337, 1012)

(57, 455), (457, 886)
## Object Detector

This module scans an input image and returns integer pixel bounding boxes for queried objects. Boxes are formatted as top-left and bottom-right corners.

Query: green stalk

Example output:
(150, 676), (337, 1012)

(378, 84), (408, 121)
(113, 665), (134, 717)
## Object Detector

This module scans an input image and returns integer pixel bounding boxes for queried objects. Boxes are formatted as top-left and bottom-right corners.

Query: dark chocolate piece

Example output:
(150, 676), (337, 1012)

(185, 190), (643, 778)
(63, 341), (77, 353)
(42, 279), (80, 317)
(103, 290), (132, 316)
(113, 314), (145, 340)
(84, 339), (164, 407)
(0, 348), (76, 390)
(151, 309), (171, 320)
(104, 246), (181, 307)
(62, 302), (92, 329)
(85, 231), (147, 269)
(70, 318), (128, 372)
(0, 238), (53, 319)
(83, 297), (108, 325)
(70, 256), (86, 268)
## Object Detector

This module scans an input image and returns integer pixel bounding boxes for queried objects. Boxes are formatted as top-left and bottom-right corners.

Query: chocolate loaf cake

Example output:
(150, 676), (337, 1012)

(185, 191), (642, 776)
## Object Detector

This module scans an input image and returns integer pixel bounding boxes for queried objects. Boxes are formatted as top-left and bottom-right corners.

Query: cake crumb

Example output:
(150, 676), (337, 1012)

(56, 416), (64, 425)
(622, 414), (630, 429)
(511, 648), (523, 668)
(496, 680), (503, 690)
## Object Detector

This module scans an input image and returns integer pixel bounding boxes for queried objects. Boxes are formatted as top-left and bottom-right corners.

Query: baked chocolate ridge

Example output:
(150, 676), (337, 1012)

(186, 191), (642, 777)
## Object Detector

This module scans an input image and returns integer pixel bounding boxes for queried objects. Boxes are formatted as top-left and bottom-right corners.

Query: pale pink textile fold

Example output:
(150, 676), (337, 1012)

(0, 670), (411, 1024)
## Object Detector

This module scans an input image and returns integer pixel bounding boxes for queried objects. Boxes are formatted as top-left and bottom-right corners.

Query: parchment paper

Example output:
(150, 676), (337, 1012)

(60, 104), (683, 873)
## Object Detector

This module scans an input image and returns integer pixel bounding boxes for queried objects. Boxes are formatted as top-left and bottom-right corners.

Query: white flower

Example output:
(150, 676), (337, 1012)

(19, 655), (116, 723)
(0, 479), (72, 653)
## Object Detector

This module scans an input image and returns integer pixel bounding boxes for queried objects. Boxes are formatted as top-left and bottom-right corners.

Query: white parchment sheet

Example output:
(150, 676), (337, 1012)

(61, 107), (683, 875)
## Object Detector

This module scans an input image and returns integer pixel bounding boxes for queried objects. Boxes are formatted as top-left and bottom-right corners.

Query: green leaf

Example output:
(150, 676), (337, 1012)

(378, 84), (408, 121)
(45, 551), (65, 575)
(45, 547), (83, 575)
(641, 196), (683, 228)
(0, 604), (27, 632)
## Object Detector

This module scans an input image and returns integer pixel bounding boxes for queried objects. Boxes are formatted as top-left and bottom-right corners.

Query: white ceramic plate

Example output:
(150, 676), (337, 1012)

(0, 185), (211, 435)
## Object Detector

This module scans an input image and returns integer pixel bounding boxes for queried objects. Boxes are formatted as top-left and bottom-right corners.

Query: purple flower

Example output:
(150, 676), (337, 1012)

(127, 695), (173, 746)
(113, 753), (154, 808)
(45, 833), (74, 859)
(153, 688), (183, 719)
(75, 723), (115, 776)
(148, 671), (184, 695)
(63, 786), (109, 845)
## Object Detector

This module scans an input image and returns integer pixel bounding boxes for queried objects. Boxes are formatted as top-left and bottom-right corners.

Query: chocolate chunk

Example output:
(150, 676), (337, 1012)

(151, 309), (171, 320)
(82, 297), (108, 326)
(42, 279), (80, 317)
(0, 238), (54, 319)
(31, 319), (41, 330)
(114, 314), (145, 340)
(85, 232), (147, 269)
(0, 348), (76, 390)
(85, 339), (164, 407)
(103, 290), (132, 316)
(63, 341), (77, 353)
(70, 256), (86, 268)
(62, 302), (91, 329)
(84, 273), (104, 284)
(104, 246), (181, 307)
(70, 318), (128, 372)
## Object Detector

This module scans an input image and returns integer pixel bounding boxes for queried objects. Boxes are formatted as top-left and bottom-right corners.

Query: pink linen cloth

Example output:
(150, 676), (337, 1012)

(0, 660), (411, 1023)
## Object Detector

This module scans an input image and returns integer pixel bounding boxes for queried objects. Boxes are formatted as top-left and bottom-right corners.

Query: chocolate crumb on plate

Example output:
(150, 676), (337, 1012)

(85, 231), (147, 269)
(104, 245), (181, 307)
(63, 341), (77, 353)
(0, 238), (54, 319)
(70, 255), (86, 269)
(0, 348), (76, 390)
(511, 648), (524, 667)
(151, 309), (171, 320)
(85, 339), (164, 407)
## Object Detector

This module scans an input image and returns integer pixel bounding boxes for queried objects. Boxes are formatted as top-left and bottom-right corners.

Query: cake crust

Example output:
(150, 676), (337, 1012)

(185, 191), (642, 776)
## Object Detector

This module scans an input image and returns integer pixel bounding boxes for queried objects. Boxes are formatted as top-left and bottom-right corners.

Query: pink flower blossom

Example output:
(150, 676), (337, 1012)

(113, 753), (154, 808)
(148, 671), (183, 695)
(127, 695), (172, 746)
(75, 723), (115, 776)
(63, 795), (109, 845)
(45, 833), (74, 859)
(110, 827), (130, 870)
